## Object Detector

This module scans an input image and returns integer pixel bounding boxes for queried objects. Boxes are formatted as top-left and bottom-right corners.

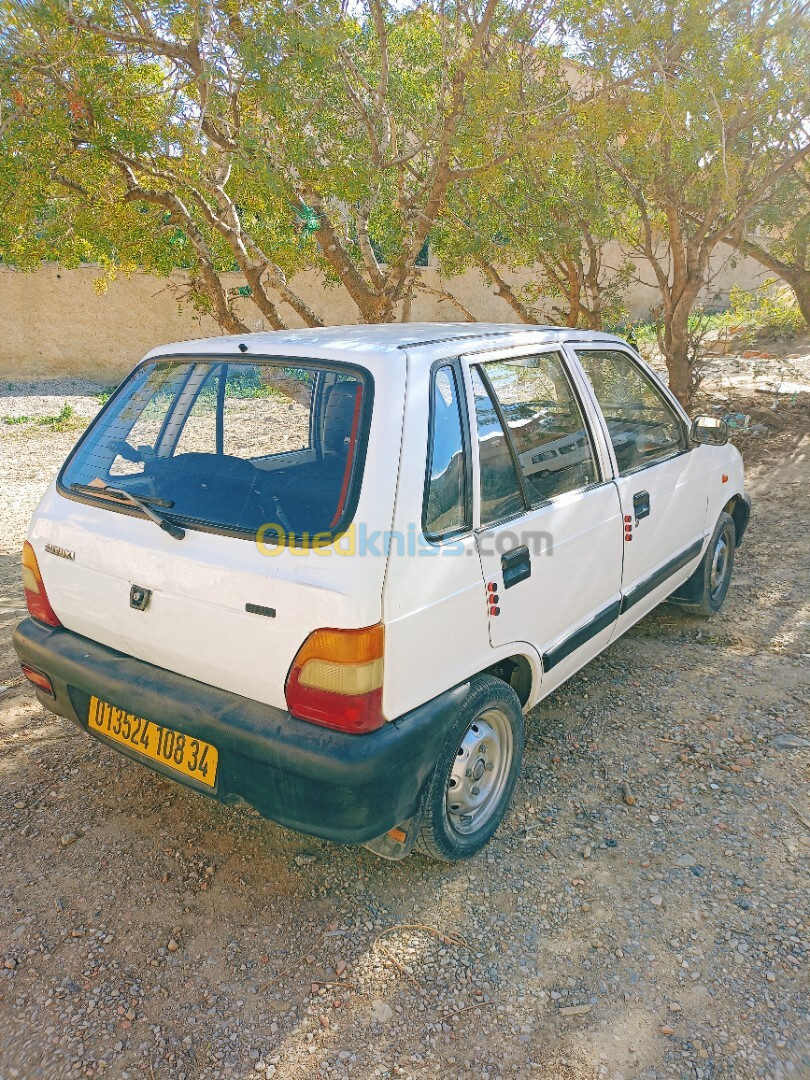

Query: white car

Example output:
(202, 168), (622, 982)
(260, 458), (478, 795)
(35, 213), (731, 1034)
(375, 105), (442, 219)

(14, 324), (750, 861)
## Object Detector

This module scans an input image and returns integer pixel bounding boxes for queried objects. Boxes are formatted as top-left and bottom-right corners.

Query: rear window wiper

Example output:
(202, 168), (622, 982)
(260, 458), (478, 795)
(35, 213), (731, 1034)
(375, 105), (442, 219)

(70, 483), (185, 540)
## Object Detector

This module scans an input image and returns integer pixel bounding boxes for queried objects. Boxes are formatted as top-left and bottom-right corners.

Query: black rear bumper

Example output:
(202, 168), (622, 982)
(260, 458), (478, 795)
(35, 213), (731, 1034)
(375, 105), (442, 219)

(13, 618), (466, 845)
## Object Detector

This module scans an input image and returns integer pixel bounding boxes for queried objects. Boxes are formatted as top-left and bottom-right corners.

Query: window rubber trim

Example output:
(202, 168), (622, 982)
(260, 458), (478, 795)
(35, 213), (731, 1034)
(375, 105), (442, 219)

(421, 358), (474, 544)
(473, 363), (532, 517)
(56, 353), (375, 549)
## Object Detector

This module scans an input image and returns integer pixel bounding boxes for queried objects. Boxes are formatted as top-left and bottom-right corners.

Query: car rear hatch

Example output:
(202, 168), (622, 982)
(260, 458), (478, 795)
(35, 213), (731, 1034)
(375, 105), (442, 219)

(27, 352), (402, 712)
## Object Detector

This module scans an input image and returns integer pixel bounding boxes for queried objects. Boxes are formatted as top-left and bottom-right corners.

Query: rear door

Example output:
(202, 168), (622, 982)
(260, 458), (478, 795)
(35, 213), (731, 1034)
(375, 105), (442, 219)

(570, 346), (708, 631)
(466, 347), (624, 691)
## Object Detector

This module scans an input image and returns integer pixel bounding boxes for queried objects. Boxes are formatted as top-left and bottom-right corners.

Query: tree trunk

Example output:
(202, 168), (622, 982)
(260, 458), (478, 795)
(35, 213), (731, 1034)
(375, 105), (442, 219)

(660, 274), (708, 412)
(792, 272), (810, 325)
(584, 299), (603, 330)
(661, 288), (702, 409)
(564, 260), (580, 327)
(720, 232), (810, 327)
(663, 328), (693, 408)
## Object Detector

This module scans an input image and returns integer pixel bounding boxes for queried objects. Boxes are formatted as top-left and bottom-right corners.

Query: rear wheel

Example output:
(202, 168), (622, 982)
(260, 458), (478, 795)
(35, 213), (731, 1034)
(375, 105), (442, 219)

(674, 511), (736, 617)
(415, 675), (524, 862)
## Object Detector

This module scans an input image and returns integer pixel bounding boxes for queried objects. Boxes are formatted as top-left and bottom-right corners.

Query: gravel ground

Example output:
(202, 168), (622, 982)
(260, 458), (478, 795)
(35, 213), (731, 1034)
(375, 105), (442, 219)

(0, 345), (808, 1080)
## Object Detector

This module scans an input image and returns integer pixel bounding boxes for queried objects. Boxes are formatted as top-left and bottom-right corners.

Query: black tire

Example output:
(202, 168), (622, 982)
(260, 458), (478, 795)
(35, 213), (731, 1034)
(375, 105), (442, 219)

(414, 675), (525, 862)
(675, 511), (736, 617)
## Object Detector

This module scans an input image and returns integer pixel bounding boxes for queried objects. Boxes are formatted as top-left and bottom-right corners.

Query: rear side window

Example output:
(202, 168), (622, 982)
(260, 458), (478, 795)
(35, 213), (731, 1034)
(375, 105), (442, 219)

(481, 352), (598, 505)
(423, 366), (470, 539)
(60, 359), (370, 544)
(470, 367), (525, 526)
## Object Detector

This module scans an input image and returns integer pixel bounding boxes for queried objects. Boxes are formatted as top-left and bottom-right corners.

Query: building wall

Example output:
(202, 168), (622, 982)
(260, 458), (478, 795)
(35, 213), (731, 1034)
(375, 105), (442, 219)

(0, 249), (768, 382)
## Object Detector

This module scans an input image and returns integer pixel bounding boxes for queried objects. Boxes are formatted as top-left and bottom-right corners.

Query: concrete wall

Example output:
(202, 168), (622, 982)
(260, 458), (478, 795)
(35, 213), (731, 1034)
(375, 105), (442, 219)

(0, 248), (768, 382)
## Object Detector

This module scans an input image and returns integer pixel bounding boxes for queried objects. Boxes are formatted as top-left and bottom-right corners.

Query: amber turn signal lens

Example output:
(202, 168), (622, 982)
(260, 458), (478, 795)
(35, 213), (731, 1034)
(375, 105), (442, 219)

(22, 541), (61, 627)
(293, 624), (384, 667)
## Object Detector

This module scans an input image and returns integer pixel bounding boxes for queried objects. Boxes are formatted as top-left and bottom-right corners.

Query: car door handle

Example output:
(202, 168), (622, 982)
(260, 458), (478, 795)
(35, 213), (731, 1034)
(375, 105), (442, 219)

(633, 490), (650, 521)
(501, 545), (531, 589)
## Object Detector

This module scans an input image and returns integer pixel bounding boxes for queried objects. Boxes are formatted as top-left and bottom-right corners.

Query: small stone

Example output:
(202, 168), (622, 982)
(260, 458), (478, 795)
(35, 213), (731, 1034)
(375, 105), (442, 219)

(675, 854), (696, 868)
(669, 1003), (682, 1013)
(661, 1025), (676, 1035)
(558, 1004), (592, 1017)
(650, 895), (664, 907)
(770, 734), (810, 750)
(167, 939), (180, 952)
(335, 960), (347, 977)
(125, 1009), (136, 1021)
(4, 959), (18, 970)
(621, 782), (636, 806)
(370, 1000), (393, 1023)
(14, 801), (26, 810)
(60, 832), (80, 847)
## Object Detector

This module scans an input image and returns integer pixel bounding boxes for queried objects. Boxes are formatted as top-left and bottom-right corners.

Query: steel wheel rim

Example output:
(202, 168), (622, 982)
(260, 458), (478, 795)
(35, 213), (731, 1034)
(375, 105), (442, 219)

(710, 527), (732, 599)
(446, 708), (513, 835)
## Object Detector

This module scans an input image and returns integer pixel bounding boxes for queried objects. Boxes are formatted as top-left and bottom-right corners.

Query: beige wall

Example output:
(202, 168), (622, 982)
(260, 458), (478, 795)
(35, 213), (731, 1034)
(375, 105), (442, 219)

(0, 250), (768, 382)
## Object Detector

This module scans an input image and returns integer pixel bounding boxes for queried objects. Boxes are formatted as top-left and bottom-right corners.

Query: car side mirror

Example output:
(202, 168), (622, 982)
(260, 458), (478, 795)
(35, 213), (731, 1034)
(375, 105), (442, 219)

(690, 416), (729, 446)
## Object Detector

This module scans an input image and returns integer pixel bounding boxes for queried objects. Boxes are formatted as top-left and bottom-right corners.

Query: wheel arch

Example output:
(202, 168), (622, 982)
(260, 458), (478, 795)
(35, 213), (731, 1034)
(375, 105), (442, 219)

(478, 651), (536, 708)
(723, 493), (750, 548)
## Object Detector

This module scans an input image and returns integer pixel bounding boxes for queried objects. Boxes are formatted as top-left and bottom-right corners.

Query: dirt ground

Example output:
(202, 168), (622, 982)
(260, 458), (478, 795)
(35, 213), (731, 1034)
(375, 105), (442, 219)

(0, 348), (808, 1080)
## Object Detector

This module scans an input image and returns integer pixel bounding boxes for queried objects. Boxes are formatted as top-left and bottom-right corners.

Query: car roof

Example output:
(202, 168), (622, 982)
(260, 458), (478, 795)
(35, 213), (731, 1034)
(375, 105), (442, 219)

(145, 323), (629, 365)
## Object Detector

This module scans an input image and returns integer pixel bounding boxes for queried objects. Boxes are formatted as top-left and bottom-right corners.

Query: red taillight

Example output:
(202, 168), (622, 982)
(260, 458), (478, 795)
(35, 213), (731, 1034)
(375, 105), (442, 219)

(21, 664), (55, 697)
(285, 625), (384, 734)
(22, 541), (61, 627)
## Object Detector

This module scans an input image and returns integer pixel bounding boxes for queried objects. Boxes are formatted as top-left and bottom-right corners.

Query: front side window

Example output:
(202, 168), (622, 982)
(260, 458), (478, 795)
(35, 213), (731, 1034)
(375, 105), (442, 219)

(470, 367), (525, 526)
(576, 349), (686, 474)
(61, 359), (369, 543)
(481, 352), (598, 506)
(423, 366), (470, 538)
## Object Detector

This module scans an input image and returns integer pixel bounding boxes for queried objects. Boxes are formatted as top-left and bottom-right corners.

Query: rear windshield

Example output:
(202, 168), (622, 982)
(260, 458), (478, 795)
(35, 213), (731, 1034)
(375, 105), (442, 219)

(59, 358), (371, 544)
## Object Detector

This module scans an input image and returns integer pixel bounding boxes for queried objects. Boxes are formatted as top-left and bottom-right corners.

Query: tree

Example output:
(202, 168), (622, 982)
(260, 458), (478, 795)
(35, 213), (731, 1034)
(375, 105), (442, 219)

(570, 0), (810, 406)
(721, 161), (810, 324)
(435, 141), (636, 328)
(1, 0), (581, 331)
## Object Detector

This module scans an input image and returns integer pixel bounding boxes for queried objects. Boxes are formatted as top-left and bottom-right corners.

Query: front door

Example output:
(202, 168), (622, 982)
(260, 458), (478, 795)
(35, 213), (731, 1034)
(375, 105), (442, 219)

(466, 349), (624, 692)
(571, 347), (709, 632)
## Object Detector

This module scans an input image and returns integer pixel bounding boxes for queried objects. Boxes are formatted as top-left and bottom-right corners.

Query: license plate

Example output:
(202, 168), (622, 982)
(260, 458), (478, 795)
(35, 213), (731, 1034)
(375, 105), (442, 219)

(88, 696), (218, 789)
